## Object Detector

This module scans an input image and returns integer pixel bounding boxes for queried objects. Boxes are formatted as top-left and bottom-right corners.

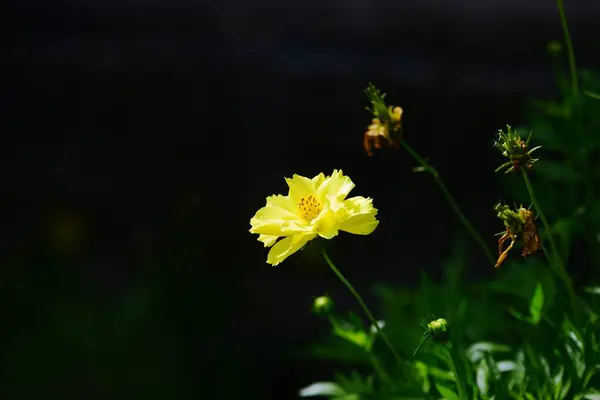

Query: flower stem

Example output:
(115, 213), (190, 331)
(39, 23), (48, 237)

(400, 141), (496, 266)
(321, 247), (402, 365)
(556, 0), (579, 97)
(521, 169), (576, 304)
(446, 345), (468, 400)
(370, 355), (396, 388)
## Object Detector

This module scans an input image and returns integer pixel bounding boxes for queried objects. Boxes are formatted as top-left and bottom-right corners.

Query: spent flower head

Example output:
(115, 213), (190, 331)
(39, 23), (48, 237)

(494, 125), (542, 173)
(249, 170), (379, 266)
(494, 203), (541, 268)
(363, 83), (403, 156)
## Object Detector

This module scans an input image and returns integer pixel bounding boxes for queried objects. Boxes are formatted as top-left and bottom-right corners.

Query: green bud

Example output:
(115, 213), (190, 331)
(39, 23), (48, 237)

(427, 318), (450, 343)
(547, 40), (562, 54)
(312, 295), (333, 315)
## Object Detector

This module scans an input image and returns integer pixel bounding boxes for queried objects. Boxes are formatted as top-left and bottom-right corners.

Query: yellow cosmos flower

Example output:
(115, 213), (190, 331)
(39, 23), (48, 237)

(249, 170), (379, 265)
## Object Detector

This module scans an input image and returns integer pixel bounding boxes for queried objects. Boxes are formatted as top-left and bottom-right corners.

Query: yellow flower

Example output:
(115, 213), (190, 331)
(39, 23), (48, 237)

(250, 170), (379, 265)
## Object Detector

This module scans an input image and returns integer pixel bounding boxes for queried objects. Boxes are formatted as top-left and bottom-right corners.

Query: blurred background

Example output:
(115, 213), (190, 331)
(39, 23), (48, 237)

(3, 0), (600, 398)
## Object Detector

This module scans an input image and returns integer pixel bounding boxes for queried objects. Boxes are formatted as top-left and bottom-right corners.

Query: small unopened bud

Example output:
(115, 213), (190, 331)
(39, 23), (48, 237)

(312, 295), (333, 315)
(413, 317), (451, 355)
(427, 318), (450, 343)
(547, 40), (562, 54)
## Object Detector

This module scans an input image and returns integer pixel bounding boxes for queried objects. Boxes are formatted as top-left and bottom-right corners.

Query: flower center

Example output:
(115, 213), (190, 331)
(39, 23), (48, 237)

(298, 195), (322, 221)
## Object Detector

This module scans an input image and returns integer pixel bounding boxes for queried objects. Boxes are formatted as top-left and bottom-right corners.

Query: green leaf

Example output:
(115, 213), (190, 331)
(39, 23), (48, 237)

(435, 383), (459, 400)
(584, 90), (600, 100)
(558, 378), (572, 400)
(584, 287), (600, 295)
(582, 390), (600, 400)
(475, 358), (490, 397)
(298, 382), (346, 397)
(412, 361), (432, 393)
(508, 307), (530, 323)
(529, 283), (544, 324)
(334, 371), (373, 397)
(466, 342), (512, 363)
(330, 317), (373, 351)
(427, 366), (455, 382)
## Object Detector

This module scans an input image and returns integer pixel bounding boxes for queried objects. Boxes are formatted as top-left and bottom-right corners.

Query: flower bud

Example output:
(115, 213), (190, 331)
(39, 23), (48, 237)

(427, 318), (450, 343)
(547, 40), (562, 54)
(312, 295), (333, 315)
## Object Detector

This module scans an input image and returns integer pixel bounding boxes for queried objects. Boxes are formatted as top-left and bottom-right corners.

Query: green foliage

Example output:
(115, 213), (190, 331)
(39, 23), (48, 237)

(299, 22), (600, 400)
(506, 66), (600, 272)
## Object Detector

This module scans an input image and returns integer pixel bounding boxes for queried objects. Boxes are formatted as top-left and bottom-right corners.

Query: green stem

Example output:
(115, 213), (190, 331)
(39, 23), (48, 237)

(556, 0), (579, 97)
(321, 247), (402, 365)
(400, 141), (496, 266)
(521, 169), (576, 304)
(370, 355), (396, 388)
(446, 345), (468, 400)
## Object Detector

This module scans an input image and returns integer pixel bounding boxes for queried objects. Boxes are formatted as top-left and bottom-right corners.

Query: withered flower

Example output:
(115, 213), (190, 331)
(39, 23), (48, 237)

(494, 203), (541, 268)
(363, 84), (403, 156)
(494, 125), (542, 173)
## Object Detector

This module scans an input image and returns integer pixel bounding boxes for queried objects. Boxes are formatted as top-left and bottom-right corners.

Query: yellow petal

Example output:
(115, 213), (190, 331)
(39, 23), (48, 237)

(266, 233), (317, 266)
(265, 194), (297, 214)
(312, 172), (326, 190)
(286, 174), (316, 205)
(250, 217), (309, 236)
(258, 234), (279, 247)
(340, 196), (379, 235)
(318, 170), (355, 201)
(249, 195), (309, 236)
(311, 196), (348, 239)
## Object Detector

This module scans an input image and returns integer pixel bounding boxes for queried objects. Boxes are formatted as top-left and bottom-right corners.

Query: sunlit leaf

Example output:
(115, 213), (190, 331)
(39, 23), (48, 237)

(432, 370), (456, 384)
(584, 287), (600, 295)
(435, 383), (459, 400)
(330, 318), (373, 352)
(584, 90), (600, 100)
(334, 371), (373, 397)
(496, 360), (519, 372)
(298, 382), (345, 397)
(529, 283), (544, 324)
(540, 355), (551, 379)
(558, 378), (572, 400)
(581, 390), (600, 400)
(466, 342), (511, 363)
(476, 358), (490, 397)
(508, 307), (529, 322)
(412, 361), (431, 393)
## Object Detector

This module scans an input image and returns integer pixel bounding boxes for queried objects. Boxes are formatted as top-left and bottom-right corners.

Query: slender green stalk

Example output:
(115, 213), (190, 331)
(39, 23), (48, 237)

(446, 345), (468, 400)
(370, 355), (396, 388)
(400, 140), (496, 266)
(556, 0), (579, 97)
(521, 169), (576, 303)
(321, 247), (402, 365)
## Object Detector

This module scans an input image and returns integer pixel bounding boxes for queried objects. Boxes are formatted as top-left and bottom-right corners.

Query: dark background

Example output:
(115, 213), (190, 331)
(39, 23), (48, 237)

(4, 1), (600, 399)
